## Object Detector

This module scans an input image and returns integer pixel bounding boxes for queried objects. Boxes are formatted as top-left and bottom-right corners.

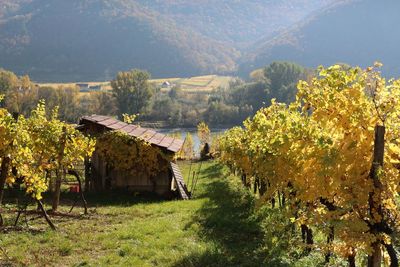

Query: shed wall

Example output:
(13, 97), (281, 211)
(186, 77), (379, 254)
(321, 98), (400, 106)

(90, 150), (172, 196)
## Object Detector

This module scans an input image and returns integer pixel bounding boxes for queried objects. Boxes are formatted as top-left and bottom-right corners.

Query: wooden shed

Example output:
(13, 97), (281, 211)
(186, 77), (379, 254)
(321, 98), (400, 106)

(78, 115), (189, 200)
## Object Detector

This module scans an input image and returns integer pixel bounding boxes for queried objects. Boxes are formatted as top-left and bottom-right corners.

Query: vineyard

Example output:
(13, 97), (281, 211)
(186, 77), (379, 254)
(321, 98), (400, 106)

(0, 100), (189, 226)
(0, 100), (95, 227)
(217, 63), (400, 266)
(2, 63), (400, 266)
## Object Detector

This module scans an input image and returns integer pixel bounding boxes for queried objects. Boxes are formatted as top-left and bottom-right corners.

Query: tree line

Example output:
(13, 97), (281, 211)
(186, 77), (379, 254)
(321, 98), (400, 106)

(0, 61), (311, 126)
(0, 69), (117, 122)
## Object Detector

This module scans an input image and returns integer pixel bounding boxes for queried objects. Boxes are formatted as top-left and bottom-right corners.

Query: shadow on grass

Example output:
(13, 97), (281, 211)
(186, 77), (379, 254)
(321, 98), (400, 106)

(57, 190), (165, 208)
(3, 188), (164, 210)
(2, 190), (165, 229)
(199, 163), (225, 180)
(174, 163), (267, 267)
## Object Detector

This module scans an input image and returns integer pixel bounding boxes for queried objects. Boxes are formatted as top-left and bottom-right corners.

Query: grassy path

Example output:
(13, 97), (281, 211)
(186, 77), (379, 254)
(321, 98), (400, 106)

(0, 161), (267, 267)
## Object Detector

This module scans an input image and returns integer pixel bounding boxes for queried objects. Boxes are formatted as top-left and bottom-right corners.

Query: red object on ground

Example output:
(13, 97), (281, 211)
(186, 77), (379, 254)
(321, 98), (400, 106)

(69, 184), (80, 193)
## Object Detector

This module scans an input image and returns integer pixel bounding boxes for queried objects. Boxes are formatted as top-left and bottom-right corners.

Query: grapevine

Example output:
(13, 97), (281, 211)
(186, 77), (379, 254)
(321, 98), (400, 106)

(218, 63), (400, 264)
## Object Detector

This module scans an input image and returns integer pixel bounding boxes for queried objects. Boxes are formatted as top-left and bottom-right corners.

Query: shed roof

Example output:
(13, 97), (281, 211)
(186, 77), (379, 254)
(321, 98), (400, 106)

(170, 162), (190, 200)
(79, 115), (184, 153)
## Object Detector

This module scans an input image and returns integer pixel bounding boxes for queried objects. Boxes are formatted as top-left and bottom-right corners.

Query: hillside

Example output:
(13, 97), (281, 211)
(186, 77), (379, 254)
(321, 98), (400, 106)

(0, 0), (239, 82)
(240, 0), (400, 77)
(0, 0), (332, 82)
(138, 0), (333, 47)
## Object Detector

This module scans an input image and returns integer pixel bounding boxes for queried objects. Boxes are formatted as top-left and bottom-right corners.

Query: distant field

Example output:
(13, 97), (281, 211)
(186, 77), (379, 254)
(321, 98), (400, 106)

(37, 75), (234, 94)
(181, 75), (231, 90)
(158, 75), (233, 94)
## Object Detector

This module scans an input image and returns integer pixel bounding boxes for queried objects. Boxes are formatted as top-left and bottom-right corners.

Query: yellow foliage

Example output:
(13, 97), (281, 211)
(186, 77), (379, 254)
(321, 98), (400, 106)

(96, 131), (173, 177)
(0, 100), (95, 200)
(197, 121), (211, 145)
(217, 63), (400, 260)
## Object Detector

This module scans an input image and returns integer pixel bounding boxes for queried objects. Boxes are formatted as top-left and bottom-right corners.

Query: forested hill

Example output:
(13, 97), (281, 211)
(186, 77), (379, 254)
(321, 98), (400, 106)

(0, 0), (332, 82)
(137, 0), (333, 47)
(0, 0), (238, 82)
(240, 0), (400, 77)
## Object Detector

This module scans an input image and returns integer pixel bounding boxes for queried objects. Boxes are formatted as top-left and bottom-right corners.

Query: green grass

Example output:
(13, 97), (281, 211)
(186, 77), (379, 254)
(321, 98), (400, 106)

(0, 161), (347, 266)
(0, 161), (266, 267)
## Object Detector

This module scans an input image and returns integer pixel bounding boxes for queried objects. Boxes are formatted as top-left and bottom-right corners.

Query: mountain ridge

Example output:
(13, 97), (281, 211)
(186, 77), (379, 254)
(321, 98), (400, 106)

(240, 0), (400, 77)
(16, 0), (400, 82)
(0, 0), (333, 82)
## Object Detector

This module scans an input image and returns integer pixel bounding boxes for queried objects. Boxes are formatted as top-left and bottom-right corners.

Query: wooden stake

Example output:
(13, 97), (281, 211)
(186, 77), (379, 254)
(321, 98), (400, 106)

(187, 161), (193, 191)
(368, 125), (385, 267)
(52, 126), (67, 212)
(84, 156), (91, 192)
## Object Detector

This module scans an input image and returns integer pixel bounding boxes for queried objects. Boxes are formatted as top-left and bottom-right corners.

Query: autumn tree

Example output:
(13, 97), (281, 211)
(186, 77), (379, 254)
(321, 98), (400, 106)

(57, 86), (81, 122)
(0, 70), (38, 115)
(111, 69), (154, 117)
(197, 122), (211, 160)
(90, 91), (117, 116)
(181, 133), (194, 160)
(264, 61), (310, 103)
(0, 99), (94, 227)
(0, 69), (18, 96)
(23, 101), (95, 212)
(197, 121), (210, 146)
(38, 86), (61, 112)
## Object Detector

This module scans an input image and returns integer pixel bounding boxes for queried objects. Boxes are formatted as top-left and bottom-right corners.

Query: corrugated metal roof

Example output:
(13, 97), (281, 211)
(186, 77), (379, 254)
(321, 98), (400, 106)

(79, 115), (184, 153)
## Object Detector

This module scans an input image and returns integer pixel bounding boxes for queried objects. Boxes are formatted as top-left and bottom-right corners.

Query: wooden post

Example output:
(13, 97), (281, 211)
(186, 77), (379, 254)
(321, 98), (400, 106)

(84, 156), (91, 192)
(259, 180), (266, 196)
(52, 169), (63, 212)
(300, 223), (313, 254)
(368, 243), (382, 267)
(325, 226), (334, 263)
(52, 126), (67, 212)
(190, 171), (196, 193)
(241, 173), (246, 186)
(348, 254), (356, 267)
(368, 125), (385, 267)
(190, 162), (202, 198)
(187, 161), (192, 191)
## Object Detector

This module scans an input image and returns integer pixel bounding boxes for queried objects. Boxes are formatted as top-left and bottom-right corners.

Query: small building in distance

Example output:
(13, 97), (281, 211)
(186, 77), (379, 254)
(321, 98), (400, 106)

(161, 81), (171, 88)
(78, 115), (189, 200)
(89, 85), (101, 91)
(76, 83), (90, 91)
(77, 83), (102, 92)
